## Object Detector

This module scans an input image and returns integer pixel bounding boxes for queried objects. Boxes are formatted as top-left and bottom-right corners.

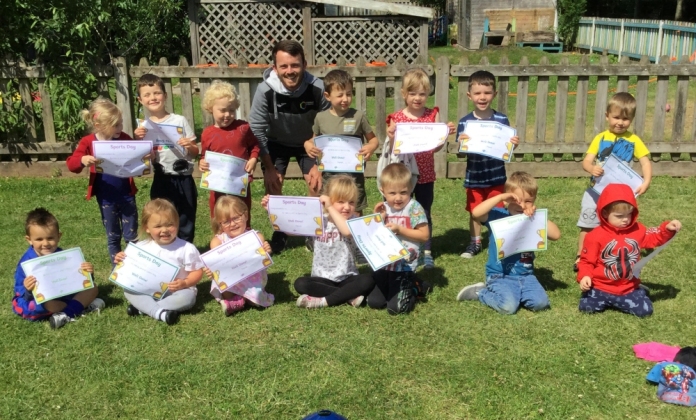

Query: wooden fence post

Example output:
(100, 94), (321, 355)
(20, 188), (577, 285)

(113, 56), (134, 135)
(434, 55), (450, 178)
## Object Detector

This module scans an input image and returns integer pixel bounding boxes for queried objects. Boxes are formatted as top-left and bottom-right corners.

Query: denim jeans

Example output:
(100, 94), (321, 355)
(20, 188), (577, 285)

(478, 274), (550, 315)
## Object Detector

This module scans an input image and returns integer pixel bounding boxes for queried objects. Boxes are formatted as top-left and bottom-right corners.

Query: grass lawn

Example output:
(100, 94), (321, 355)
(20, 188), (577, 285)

(1, 175), (695, 419)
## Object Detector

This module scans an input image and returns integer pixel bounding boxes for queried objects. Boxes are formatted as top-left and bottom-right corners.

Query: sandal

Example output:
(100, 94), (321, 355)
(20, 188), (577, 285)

(573, 255), (581, 272)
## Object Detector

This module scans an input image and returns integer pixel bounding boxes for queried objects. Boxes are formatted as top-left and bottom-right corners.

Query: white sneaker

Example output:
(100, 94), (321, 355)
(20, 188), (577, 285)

(456, 282), (485, 301)
(296, 294), (326, 308)
(49, 312), (73, 329)
(84, 297), (105, 314)
(349, 296), (364, 308)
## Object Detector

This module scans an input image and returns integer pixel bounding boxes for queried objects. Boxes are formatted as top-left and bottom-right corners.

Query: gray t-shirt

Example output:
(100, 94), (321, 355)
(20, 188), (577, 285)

(151, 113), (196, 175)
(313, 108), (373, 140)
(312, 216), (358, 282)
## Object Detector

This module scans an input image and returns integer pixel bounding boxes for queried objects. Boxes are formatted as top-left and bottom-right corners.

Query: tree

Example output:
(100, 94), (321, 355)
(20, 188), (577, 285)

(557, 0), (588, 48)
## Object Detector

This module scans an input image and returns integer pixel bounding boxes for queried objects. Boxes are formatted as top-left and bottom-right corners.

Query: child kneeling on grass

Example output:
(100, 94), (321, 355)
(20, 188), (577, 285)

(13, 208), (103, 329)
(457, 172), (561, 315)
(114, 199), (204, 325)
(576, 183), (680, 317)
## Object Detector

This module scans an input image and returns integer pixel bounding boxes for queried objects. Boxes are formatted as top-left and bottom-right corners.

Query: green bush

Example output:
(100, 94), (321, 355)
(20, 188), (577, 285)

(558, 0), (587, 49)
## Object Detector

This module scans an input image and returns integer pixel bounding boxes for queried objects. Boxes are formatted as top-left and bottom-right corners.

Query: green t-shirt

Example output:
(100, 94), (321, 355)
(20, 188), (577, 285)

(312, 108), (373, 142)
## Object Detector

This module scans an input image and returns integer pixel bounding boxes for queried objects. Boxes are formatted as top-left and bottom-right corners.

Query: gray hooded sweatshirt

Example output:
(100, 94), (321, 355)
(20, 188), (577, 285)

(249, 68), (330, 156)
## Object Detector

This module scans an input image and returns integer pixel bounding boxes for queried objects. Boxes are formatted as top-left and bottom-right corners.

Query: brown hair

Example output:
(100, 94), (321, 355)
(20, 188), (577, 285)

(379, 163), (412, 189)
(79, 98), (122, 135)
(137, 74), (166, 96)
(25, 207), (59, 235)
(504, 171), (538, 197)
(602, 201), (634, 217)
(323, 69), (353, 94)
(272, 40), (306, 65)
(211, 196), (249, 235)
(606, 92), (637, 120)
(139, 199), (179, 240)
(400, 68), (432, 105)
(468, 70), (497, 91)
(321, 174), (359, 204)
(202, 80), (239, 113)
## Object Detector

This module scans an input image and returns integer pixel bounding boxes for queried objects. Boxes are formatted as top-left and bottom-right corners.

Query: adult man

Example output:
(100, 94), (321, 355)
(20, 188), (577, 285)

(249, 40), (330, 253)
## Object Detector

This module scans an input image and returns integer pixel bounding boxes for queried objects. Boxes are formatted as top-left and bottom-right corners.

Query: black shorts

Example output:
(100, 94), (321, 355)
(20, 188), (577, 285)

(267, 142), (316, 176)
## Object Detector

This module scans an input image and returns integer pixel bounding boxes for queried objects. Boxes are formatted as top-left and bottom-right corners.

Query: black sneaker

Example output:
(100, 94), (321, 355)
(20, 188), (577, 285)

(270, 232), (288, 254)
(305, 236), (315, 253)
(460, 242), (482, 259)
(126, 304), (140, 317)
(162, 310), (179, 325)
(413, 277), (433, 298)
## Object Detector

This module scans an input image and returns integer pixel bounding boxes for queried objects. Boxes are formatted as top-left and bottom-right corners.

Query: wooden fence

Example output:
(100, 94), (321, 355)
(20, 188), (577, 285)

(577, 17), (696, 63)
(4, 54), (696, 179)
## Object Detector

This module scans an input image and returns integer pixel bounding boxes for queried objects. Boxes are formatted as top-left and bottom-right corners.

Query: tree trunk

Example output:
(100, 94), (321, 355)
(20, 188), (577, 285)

(675, 0), (684, 20)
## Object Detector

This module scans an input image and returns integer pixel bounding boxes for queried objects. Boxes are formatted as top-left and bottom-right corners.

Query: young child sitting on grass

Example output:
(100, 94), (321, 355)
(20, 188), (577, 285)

(576, 183), (680, 317)
(456, 172), (561, 315)
(13, 208), (103, 329)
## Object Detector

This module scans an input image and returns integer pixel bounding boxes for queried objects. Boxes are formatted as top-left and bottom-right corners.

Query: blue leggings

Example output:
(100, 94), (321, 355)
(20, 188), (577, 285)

(579, 287), (653, 317)
(97, 197), (138, 263)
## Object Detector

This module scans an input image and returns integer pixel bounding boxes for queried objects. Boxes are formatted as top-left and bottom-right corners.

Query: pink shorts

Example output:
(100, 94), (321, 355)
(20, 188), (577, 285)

(465, 185), (505, 212)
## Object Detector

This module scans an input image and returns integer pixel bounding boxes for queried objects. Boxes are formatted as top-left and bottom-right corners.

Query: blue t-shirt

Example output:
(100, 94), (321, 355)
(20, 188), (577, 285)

(647, 362), (696, 406)
(484, 207), (535, 276)
(457, 110), (510, 188)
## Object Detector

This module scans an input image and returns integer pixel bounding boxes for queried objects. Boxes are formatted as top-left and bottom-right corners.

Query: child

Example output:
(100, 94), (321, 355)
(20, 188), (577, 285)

(199, 81), (260, 227)
(647, 346), (696, 406)
(286, 175), (375, 308)
(456, 70), (519, 259)
(577, 183), (680, 317)
(574, 92), (652, 271)
(367, 163), (430, 315)
(385, 68), (456, 269)
(66, 98), (138, 263)
(204, 196), (274, 316)
(114, 199), (204, 325)
(13, 208), (103, 329)
(134, 74), (199, 242)
(456, 172), (561, 315)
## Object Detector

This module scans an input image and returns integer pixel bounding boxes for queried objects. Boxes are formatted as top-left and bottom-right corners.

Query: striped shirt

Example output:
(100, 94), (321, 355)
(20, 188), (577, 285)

(457, 110), (511, 188)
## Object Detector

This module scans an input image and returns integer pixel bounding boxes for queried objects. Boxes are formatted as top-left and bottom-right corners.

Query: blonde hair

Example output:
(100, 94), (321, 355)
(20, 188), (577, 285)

(139, 199), (179, 240)
(211, 196), (248, 234)
(603, 201), (634, 216)
(505, 171), (538, 197)
(80, 98), (122, 135)
(400, 68), (432, 105)
(606, 92), (636, 120)
(202, 81), (239, 113)
(321, 174), (358, 204)
(379, 163), (412, 189)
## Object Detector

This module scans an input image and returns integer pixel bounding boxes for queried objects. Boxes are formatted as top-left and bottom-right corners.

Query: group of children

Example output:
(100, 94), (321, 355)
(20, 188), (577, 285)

(11, 68), (682, 333)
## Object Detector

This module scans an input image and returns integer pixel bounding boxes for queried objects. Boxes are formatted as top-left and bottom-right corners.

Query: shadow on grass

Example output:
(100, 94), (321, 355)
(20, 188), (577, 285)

(535, 267), (569, 292)
(436, 228), (491, 256)
(267, 271), (294, 303)
(419, 266), (448, 289)
(641, 282), (680, 302)
(99, 283), (124, 308)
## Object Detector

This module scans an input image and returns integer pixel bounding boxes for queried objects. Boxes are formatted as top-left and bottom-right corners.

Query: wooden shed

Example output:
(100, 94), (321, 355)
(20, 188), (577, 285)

(188, 0), (434, 66)
(448, 0), (557, 49)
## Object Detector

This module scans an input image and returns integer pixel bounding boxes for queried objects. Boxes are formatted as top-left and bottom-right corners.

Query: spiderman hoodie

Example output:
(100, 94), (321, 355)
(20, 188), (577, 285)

(577, 183), (675, 295)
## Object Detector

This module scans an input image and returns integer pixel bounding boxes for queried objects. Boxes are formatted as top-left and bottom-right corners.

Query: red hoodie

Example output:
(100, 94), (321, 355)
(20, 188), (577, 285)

(577, 183), (675, 295)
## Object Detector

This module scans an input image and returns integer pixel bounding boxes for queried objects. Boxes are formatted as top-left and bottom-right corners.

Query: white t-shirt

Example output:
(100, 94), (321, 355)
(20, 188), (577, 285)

(383, 199), (428, 272)
(137, 237), (204, 290)
(312, 216), (358, 282)
(151, 113), (196, 175)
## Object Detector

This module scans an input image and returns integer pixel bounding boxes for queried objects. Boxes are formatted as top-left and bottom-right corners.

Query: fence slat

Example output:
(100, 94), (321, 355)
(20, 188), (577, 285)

(178, 57), (196, 132)
(573, 56), (590, 144)
(555, 57), (569, 143)
(497, 56), (509, 116)
(37, 78), (56, 144)
(593, 55), (610, 136)
(239, 80), (251, 121)
(616, 56), (630, 92)
(633, 56), (650, 137)
(198, 78), (213, 127)
(515, 56), (529, 144)
(159, 58), (174, 114)
(672, 56), (689, 142)
(652, 59), (669, 141)
(374, 77), (387, 142)
(114, 57), (135, 134)
(18, 77), (37, 142)
(534, 57), (549, 143)
(434, 55), (450, 178)
(456, 56), (470, 120)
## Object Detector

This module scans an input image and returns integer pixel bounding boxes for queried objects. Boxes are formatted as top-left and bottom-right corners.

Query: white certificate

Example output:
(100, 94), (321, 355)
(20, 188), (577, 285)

(314, 135), (364, 173)
(201, 230), (273, 292)
(346, 213), (409, 271)
(393, 123), (449, 154)
(109, 243), (180, 300)
(200, 151), (249, 197)
(21, 248), (94, 303)
(267, 196), (325, 237)
(93, 141), (152, 178)
(489, 210), (548, 260)
(459, 120), (516, 162)
(591, 155), (643, 196)
(139, 119), (187, 154)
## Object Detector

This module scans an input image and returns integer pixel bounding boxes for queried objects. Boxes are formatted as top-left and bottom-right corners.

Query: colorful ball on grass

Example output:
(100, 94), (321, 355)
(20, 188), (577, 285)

(302, 410), (348, 420)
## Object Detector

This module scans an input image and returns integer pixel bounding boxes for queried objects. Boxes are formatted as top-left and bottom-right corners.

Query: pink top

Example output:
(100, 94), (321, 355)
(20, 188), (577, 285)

(386, 107), (439, 184)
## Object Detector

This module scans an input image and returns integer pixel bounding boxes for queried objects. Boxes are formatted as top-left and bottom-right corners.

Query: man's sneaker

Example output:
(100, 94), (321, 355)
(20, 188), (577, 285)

(84, 297), (105, 314)
(305, 236), (315, 253)
(457, 282), (485, 301)
(270, 232), (288, 254)
(49, 312), (73, 329)
(296, 294), (326, 308)
(126, 304), (141, 317)
(460, 242), (482, 258)
(349, 295), (364, 308)
(161, 310), (179, 325)
(422, 251), (435, 269)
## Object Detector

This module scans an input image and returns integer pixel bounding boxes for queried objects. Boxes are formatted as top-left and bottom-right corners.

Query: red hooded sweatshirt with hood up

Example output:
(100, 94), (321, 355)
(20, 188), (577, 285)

(577, 183), (675, 295)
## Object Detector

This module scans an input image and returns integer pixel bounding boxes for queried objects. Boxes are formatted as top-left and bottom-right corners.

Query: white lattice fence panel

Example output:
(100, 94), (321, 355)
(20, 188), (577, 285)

(198, 2), (316, 64)
(313, 19), (421, 64)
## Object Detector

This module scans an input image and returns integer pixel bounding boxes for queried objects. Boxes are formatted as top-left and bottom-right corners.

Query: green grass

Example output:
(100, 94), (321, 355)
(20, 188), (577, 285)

(1, 176), (695, 419)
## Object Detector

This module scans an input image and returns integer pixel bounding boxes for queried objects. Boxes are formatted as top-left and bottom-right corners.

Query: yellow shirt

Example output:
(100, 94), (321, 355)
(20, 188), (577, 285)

(585, 130), (649, 160)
